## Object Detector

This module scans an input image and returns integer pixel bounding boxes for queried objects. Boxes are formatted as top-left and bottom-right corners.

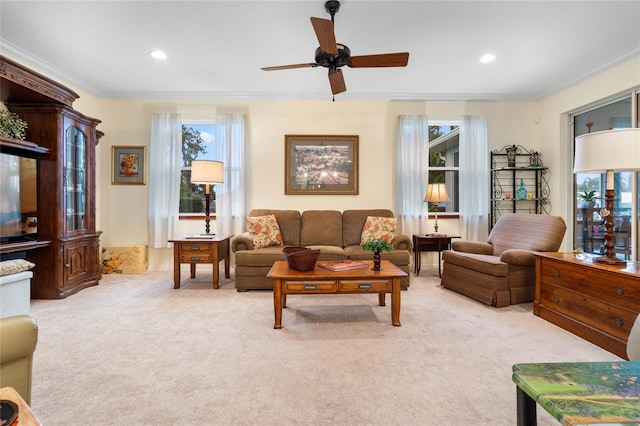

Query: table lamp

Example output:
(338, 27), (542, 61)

(574, 128), (640, 265)
(424, 183), (450, 234)
(190, 160), (224, 235)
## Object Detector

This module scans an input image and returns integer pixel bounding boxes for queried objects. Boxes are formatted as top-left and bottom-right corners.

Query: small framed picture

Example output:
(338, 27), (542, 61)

(285, 134), (359, 195)
(112, 146), (146, 185)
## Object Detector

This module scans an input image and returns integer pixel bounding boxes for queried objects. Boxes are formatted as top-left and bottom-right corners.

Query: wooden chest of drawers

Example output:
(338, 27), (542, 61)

(534, 252), (640, 359)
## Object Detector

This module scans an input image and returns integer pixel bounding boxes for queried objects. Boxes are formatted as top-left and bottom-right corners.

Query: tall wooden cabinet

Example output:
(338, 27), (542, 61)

(1, 56), (102, 299)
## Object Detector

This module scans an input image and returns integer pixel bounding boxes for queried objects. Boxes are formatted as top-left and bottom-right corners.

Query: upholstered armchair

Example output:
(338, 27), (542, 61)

(441, 213), (566, 307)
(0, 315), (38, 404)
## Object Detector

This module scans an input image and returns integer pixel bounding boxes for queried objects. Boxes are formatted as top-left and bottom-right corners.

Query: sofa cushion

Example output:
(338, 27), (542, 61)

(0, 259), (35, 277)
(360, 216), (398, 244)
(245, 215), (283, 249)
(250, 209), (301, 246)
(300, 210), (343, 247)
(342, 209), (395, 247)
(441, 250), (508, 277)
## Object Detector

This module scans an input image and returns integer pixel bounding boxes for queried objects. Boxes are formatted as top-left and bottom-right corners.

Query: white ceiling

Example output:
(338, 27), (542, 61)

(1, 0), (639, 102)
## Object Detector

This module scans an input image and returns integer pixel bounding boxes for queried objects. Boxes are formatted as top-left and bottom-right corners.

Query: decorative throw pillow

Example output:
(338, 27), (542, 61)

(360, 216), (398, 244)
(0, 259), (35, 277)
(246, 214), (283, 249)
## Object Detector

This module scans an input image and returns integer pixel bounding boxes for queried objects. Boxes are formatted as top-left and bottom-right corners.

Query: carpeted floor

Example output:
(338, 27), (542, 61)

(28, 267), (620, 425)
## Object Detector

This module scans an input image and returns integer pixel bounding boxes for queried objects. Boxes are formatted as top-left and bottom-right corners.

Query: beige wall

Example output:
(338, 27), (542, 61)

(93, 98), (541, 248)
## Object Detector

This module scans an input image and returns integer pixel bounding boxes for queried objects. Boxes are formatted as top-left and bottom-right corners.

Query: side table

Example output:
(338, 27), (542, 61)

(413, 234), (460, 277)
(168, 235), (233, 289)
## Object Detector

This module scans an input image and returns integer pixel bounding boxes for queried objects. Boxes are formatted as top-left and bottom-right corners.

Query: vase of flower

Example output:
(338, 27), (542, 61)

(362, 239), (393, 271)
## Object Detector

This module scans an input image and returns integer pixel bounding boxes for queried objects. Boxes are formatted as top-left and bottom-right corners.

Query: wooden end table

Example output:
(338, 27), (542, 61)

(412, 234), (460, 277)
(168, 235), (233, 289)
(0, 387), (41, 425)
(267, 260), (407, 329)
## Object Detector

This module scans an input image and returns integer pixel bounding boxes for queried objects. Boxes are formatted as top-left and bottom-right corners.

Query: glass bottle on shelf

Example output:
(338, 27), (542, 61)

(516, 178), (528, 200)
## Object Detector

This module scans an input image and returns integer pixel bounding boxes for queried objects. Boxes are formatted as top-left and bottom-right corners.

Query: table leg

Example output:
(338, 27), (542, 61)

(391, 278), (401, 326)
(516, 387), (537, 426)
(224, 253), (230, 279)
(274, 279), (283, 329)
(438, 251), (442, 278)
(212, 243), (219, 289)
(190, 263), (196, 279)
(173, 248), (181, 289)
(414, 249), (421, 275)
(378, 293), (385, 306)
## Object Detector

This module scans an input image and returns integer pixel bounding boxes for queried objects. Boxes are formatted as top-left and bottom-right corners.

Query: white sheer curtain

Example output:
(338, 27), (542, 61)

(459, 115), (489, 241)
(148, 113), (182, 248)
(396, 115), (429, 237)
(209, 113), (246, 237)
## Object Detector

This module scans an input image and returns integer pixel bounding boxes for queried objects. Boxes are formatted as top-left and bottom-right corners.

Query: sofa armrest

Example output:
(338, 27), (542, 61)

(232, 232), (254, 252)
(451, 240), (493, 255)
(500, 249), (536, 266)
(392, 233), (413, 251)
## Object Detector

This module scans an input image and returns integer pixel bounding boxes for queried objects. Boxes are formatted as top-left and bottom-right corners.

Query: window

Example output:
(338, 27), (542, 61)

(180, 123), (222, 215)
(428, 122), (459, 214)
(572, 94), (638, 260)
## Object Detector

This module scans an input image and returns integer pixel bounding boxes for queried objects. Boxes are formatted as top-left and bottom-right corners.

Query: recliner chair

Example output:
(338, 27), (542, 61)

(441, 213), (566, 307)
(0, 315), (38, 404)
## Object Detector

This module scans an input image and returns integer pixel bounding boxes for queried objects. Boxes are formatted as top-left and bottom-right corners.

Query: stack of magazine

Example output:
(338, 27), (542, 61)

(318, 260), (368, 271)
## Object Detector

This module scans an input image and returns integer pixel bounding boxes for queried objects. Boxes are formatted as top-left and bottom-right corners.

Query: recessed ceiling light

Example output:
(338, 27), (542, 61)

(480, 54), (496, 63)
(150, 50), (167, 60)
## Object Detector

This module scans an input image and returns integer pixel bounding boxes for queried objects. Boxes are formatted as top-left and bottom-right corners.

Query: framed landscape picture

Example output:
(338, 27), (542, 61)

(112, 146), (146, 185)
(285, 135), (359, 195)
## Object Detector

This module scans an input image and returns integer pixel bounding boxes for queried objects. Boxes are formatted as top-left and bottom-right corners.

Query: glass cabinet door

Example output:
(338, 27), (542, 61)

(65, 126), (86, 232)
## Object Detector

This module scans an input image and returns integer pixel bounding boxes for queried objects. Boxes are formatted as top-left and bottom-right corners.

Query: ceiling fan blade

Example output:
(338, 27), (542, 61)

(348, 52), (410, 68)
(310, 17), (338, 56)
(261, 63), (318, 71)
(328, 69), (346, 95)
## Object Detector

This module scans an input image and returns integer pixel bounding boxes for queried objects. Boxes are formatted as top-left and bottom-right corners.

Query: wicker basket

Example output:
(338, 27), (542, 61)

(283, 246), (321, 271)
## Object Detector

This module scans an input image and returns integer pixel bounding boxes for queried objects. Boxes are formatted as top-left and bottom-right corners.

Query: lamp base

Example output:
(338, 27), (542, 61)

(593, 255), (626, 266)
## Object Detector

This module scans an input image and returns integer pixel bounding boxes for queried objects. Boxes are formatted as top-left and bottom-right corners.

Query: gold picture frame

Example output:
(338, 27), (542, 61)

(285, 134), (359, 195)
(111, 146), (146, 185)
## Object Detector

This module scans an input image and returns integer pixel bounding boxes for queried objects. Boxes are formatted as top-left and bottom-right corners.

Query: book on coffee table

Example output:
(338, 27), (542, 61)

(318, 260), (368, 271)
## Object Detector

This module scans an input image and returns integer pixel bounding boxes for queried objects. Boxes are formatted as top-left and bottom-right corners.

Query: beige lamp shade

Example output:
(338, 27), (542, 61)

(191, 160), (224, 184)
(574, 128), (640, 173)
(424, 183), (451, 203)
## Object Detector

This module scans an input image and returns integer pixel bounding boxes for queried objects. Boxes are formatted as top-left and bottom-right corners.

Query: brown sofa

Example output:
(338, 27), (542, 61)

(440, 213), (566, 307)
(232, 209), (412, 291)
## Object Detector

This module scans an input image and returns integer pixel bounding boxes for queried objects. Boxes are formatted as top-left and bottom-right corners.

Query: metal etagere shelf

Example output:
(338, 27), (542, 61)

(490, 145), (550, 229)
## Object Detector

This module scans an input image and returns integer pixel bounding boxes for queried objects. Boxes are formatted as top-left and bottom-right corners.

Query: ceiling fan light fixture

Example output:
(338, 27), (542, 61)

(480, 53), (496, 63)
(150, 50), (168, 60)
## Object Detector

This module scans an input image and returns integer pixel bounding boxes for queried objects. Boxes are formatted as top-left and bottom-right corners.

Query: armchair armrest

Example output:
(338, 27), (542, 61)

(451, 240), (493, 255)
(500, 249), (536, 266)
(392, 233), (413, 251)
(231, 232), (254, 252)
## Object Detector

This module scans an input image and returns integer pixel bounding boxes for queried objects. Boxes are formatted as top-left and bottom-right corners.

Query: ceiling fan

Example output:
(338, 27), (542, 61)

(261, 0), (409, 98)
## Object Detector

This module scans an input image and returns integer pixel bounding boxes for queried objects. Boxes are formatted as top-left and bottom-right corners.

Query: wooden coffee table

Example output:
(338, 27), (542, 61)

(267, 260), (408, 329)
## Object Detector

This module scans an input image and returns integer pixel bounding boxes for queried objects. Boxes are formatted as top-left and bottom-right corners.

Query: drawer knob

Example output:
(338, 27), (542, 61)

(553, 295), (559, 304)
(616, 318), (623, 327)
(616, 287), (624, 296)
(553, 270), (560, 278)
(303, 284), (318, 290)
(190, 256), (201, 261)
(190, 246), (201, 250)
(358, 283), (373, 289)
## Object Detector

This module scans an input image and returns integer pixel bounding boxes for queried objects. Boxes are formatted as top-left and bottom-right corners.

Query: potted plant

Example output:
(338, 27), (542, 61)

(362, 238), (393, 270)
(578, 190), (599, 208)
